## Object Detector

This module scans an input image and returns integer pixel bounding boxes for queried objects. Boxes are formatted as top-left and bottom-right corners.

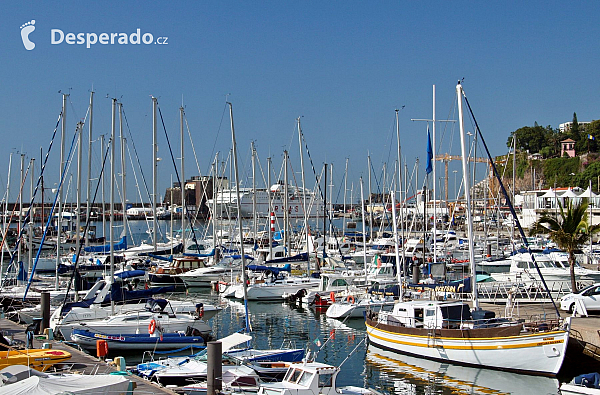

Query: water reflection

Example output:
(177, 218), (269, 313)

(365, 344), (560, 395)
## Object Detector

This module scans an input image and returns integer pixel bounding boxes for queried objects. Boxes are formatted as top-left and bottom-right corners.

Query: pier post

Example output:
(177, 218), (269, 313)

(207, 341), (222, 395)
(40, 291), (50, 332)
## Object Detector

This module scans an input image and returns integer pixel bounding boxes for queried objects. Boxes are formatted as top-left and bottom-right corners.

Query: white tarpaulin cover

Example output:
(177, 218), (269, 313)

(1, 372), (131, 395)
(218, 332), (253, 352)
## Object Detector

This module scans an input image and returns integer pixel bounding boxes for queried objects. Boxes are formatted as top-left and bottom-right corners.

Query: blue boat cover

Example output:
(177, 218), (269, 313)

(84, 236), (128, 253)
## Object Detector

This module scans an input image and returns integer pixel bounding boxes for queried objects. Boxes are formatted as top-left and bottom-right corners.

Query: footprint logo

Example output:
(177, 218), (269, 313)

(20, 20), (36, 50)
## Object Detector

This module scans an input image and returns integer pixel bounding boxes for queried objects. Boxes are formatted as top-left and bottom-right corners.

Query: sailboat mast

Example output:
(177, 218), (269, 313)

(28, 158), (35, 280)
(110, 98), (117, 314)
(152, 97), (158, 251)
(180, 106), (186, 253)
(283, 151), (290, 256)
(395, 110), (406, 275)
(85, 90), (94, 247)
(432, 85), (437, 259)
(56, 93), (67, 290)
(267, 157), (273, 260)
(18, 154), (24, 267)
(297, 118), (310, 273)
(120, 103), (127, 245)
(457, 82), (478, 310)
(212, 154), (218, 257)
(252, 142), (257, 247)
(75, 121), (83, 258)
(228, 102), (250, 326)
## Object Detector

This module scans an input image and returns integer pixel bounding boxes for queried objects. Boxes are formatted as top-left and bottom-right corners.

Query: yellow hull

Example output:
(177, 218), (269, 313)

(0, 349), (72, 371)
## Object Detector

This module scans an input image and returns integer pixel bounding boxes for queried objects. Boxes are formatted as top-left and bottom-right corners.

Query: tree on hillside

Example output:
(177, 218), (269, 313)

(529, 199), (600, 292)
(506, 124), (555, 154)
(572, 112), (580, 137)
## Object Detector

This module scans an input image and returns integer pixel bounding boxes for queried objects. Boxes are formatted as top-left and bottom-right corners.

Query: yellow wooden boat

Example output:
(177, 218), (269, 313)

(0, 349), (71, 371)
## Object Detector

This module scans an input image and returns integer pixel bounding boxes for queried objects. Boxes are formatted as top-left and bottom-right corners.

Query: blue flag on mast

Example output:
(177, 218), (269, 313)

(426, 125), (433, 175)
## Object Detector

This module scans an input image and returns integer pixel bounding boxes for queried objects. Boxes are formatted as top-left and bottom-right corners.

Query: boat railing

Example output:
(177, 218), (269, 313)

(466, 279), (595, 303)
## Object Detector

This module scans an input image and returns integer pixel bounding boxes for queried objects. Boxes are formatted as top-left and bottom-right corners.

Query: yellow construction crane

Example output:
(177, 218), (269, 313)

(436, 153), (488, 202)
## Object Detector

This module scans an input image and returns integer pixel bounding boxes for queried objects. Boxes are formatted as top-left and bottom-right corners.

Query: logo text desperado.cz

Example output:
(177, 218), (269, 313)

(51, 28), (167, 48)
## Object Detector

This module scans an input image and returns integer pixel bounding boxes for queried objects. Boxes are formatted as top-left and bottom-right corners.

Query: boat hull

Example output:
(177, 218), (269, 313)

(71, 329), (206, 351)
(0, 349), (72, 371)
(365, 317), (570, 376)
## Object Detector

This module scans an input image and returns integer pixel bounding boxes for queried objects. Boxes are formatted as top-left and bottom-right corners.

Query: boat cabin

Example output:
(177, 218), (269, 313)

(258, 362), (340, 395)
(380, 300), (472, 329)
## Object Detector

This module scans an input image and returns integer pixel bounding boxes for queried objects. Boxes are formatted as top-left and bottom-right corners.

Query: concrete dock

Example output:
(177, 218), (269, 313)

(0, 318), (178, 394)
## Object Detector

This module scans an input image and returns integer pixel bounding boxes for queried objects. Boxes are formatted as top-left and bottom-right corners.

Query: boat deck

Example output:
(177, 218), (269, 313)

(0, 318), (177, 394)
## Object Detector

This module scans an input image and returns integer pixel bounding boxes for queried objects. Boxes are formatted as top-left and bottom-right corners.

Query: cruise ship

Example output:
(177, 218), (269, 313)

(207, 183), (324, 219)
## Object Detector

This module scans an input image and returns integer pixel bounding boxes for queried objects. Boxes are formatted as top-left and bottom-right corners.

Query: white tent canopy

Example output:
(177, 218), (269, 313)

(579, 186), (598, 198)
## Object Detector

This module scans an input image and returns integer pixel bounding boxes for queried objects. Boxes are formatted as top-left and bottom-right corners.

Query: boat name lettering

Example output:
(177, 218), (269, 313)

(536, 340), (563, 346)
(93, 333), (125, 341)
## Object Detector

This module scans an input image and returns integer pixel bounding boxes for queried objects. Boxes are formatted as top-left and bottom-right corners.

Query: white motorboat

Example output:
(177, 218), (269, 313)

(325, 293), (395, 319)
(177, 255), (248, 287)
(235, 273), (320, 301)
(58, 301), (212, 341)
(255, 360), (382, 395)
(491, 251), (600, 283)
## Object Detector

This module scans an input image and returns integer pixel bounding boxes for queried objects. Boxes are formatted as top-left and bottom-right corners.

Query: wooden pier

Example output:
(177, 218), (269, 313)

(0, 318), (177, 394)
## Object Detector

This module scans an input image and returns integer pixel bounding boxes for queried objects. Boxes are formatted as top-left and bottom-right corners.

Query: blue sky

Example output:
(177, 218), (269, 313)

(1, 1), (599, 205)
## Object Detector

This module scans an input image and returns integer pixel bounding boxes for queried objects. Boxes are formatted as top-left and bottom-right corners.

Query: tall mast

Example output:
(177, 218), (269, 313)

(228, 102), (249, 328)
(75, 121), (83, 259)
(28, 158), (35, 280)
(251, 142), (257, 247)
(152, 97), (158, 251)
(297, 118), (309, 272)
(86, 90), (94, 247)
(395, 110), (406, 274)
(212, 153), (218, 256)
(267, 157), (273, 260)
(18, 154), (24, 268)
(457, 82), (478, 310)
(367, 155), (373, 241)
(180, 106), (186, 253)
(56, 93), (67, 290)
(110, 98), (117, 314)
(343, 158), (348, 235)
(432, 85), (437, 259)
(283, 151), (290, 256)
(322, 163), (328, 260)
(100, 135), (106, 244)
(120, 103), (127, 245)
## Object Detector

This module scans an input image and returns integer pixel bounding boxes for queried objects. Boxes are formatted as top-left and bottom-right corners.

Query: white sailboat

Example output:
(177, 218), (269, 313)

(364, 82), (571, 376)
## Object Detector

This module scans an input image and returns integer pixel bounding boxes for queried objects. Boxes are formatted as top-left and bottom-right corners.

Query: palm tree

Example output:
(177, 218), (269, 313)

(529, 198), (600, 292)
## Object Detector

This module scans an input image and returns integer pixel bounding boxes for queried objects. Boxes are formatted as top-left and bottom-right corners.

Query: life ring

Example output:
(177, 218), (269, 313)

(148, 319), (157, 334)
(346, 295), (355, 304)
(199, 306), (204, 318)
(330, 291), (336, 302)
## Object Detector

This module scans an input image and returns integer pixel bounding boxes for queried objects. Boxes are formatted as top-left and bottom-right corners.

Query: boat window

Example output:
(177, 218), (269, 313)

(426, 309), (435, 317)
(331, 279), (348, 287)
(289, 369), (303, 383)
(318, 372), (333, 387)
(415, 308), (424, 325)
(517, 262), (528, 269)
(297, 371), (314, 386)
(283, 368), (294, 382)
(440, 304), (472, 321)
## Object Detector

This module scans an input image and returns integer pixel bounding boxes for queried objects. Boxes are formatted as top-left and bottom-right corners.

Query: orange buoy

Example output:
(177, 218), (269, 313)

(148, 319), (157, 334)
(330, 291), (336, 302)
(346, 295), (355, 304)
(329, 329), (336, 340)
